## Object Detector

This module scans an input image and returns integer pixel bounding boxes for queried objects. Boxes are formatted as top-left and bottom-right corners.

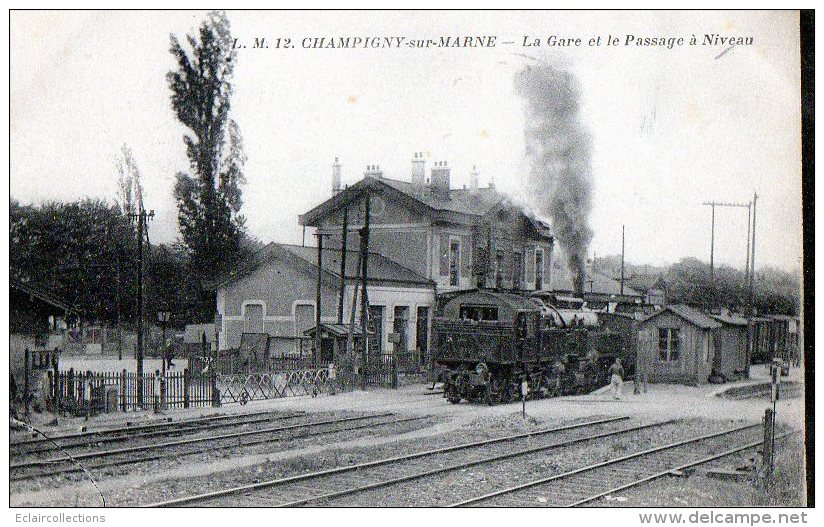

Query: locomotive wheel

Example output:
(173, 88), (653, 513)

(445, 382), (462, 404)
(484, 380), (502, 406)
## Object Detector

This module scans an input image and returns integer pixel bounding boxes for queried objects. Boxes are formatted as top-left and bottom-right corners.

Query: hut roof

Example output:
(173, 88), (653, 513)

(640, 304), (722, 330)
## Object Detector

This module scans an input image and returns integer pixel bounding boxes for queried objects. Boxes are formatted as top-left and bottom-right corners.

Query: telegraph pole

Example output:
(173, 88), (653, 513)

(314, 232), (328, 365)
(702, 201), (750, 281)
(129, 209), (154, 406)
(620, 226), (626, 295)
(745, 193), (758, 379)
(360, 194), (371, 390)
(338, 206), (348, 324)
(612, 226), (633, 297)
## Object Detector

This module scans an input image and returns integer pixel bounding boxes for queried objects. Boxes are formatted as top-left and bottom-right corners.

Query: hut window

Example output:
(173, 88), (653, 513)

(535, 248), (544, 290)
(658, 328), (680, 361)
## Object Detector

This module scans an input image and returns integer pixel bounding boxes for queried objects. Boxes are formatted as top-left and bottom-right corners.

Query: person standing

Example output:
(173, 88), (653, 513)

(608, 358), (625, 400)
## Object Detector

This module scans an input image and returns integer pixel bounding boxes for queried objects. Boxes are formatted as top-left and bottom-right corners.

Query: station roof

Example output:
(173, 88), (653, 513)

(304, 324), (372, 338)
(299, 176), (553, 241)
(550, 269), (643, 298)
(206, 242), (434, 291)
(10, 273), (72, 313)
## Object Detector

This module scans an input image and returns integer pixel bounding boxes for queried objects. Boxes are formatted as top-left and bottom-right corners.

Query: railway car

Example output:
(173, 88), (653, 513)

(431, 290), (633, 404)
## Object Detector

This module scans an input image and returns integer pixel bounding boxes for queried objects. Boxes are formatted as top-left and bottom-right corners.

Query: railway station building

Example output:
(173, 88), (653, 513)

(207, 242), (435, 360)
(299, 156), (555, 297)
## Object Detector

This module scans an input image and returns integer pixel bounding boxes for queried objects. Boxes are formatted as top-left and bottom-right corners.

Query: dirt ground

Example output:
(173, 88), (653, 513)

(10, 364), (806, 507)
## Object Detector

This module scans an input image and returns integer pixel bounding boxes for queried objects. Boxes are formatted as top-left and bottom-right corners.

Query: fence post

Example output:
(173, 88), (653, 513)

(85, 370), (93, 419)
(183, 368), (190, 408)
(52, 360), (60, 412)
(120, 369), (127, 411)
(67, 368), (75, 411)
(763, 407), (775, 474)
(46, 370), (53, 412)
(23, 348), (30, 415)
(211, 371), (220, 407)
(392, 355), (398, 389)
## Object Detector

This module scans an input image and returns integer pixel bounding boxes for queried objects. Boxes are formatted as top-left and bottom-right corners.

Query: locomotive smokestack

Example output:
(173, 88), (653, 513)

(515, 63), (594, 296)
(574, 262), (585, 296)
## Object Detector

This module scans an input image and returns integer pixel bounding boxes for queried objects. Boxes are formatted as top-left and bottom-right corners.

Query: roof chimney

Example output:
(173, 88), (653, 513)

(411, 152), (426, 190)
(332, 157), (342, 193)
(430, 161), (451, 200)
(469, 165), (479, 193)
(364, 164), (383, 179)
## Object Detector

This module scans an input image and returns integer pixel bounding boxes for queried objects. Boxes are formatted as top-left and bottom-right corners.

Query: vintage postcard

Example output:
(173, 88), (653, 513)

(7, 9), (810, 518)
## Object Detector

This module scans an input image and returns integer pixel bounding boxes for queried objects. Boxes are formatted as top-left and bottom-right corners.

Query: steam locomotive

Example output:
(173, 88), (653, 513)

(431, 290), (634, 404)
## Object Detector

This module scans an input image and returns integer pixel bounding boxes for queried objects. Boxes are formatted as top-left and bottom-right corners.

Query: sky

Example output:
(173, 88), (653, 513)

(9, 10), (803, 272)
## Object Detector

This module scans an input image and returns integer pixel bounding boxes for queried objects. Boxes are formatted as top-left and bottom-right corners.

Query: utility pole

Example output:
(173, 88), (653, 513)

(360, 194), (371, 391)
(746, 192), (758, 379)
(620, 226), (626, 295)
(116, 258), (122, 361)
(612, 226), (633, 298)
(338, 206), (348, 324)
(702, 201), (751, 281)
(129, 209), (154, 406)
(314, 232), (328, 366)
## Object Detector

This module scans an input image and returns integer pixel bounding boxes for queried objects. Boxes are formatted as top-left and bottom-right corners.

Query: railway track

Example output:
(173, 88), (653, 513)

(147, 415), (641, 507)
(10, 410), (306, 456)
(451, 424), (783, 507)
(10, 412), (426, 482)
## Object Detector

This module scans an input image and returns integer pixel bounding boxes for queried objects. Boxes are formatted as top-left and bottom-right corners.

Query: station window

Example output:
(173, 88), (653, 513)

(658, 328), (680, 361)
(535, 248), (544, 290)
(449, 240), (461, 286)
(513, 252), (523, 289)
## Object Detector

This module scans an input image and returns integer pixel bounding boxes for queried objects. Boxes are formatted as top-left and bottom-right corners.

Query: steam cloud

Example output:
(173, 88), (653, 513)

(515, 63), (594, 295)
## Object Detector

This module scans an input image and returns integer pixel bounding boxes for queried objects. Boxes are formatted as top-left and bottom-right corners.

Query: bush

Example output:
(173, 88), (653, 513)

(752, 436), (806, 506)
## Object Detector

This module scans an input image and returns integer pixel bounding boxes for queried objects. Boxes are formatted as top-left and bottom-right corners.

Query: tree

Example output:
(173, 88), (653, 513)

(9, 198), (139, 324)
(115, 144), (145, 217)
(166, 10), (247, 319)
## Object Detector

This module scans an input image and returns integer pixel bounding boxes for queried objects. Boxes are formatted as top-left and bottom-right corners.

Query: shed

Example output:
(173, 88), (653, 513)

(304, 324), (371, 364)
(636, 304), (722, 385)
(708, 312), (749, 381)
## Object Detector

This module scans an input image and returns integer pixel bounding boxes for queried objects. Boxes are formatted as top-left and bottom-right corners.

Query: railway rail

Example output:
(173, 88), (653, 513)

(10, 410), (306, 456)
(148, 418), (779, 507)
(147, 415), (639, 507)
(11, 412), (426, 482)
(451, 424), (787, 507)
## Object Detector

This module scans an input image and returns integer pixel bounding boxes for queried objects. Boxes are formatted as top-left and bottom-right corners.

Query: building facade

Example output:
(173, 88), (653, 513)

(636, 304), (722, 385)
(208, 243), (436, 358)
(299, 157), (554, 297)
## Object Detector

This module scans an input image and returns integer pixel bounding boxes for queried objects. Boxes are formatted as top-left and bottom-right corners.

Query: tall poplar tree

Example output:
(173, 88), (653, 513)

(167, 11), (247, 317)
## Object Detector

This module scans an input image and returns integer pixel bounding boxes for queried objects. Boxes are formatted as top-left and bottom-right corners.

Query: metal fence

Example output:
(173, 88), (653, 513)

(217, 366), (353, 404)
(47, 348), (428, 415)
(47, 368), (214, 415)
(189, 352), (318, 375)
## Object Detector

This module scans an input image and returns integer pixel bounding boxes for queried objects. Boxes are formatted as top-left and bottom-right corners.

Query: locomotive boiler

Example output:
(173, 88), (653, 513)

(431, 290), (634, 405)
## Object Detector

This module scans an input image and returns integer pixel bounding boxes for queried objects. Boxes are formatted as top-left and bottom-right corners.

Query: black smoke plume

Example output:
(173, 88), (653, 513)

(515, 64), (594, 295)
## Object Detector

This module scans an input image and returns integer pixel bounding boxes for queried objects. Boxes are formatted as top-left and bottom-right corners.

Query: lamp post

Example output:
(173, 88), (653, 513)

(157, 309), (170, 410)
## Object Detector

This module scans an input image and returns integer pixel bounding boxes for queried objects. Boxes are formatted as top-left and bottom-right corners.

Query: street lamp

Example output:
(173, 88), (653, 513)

(157, 309), (171, 371)
(157, 309), (171, 410)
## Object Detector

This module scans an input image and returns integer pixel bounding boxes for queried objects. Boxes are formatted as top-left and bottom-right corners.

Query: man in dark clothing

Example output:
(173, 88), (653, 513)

(608, 358), (625, 400)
